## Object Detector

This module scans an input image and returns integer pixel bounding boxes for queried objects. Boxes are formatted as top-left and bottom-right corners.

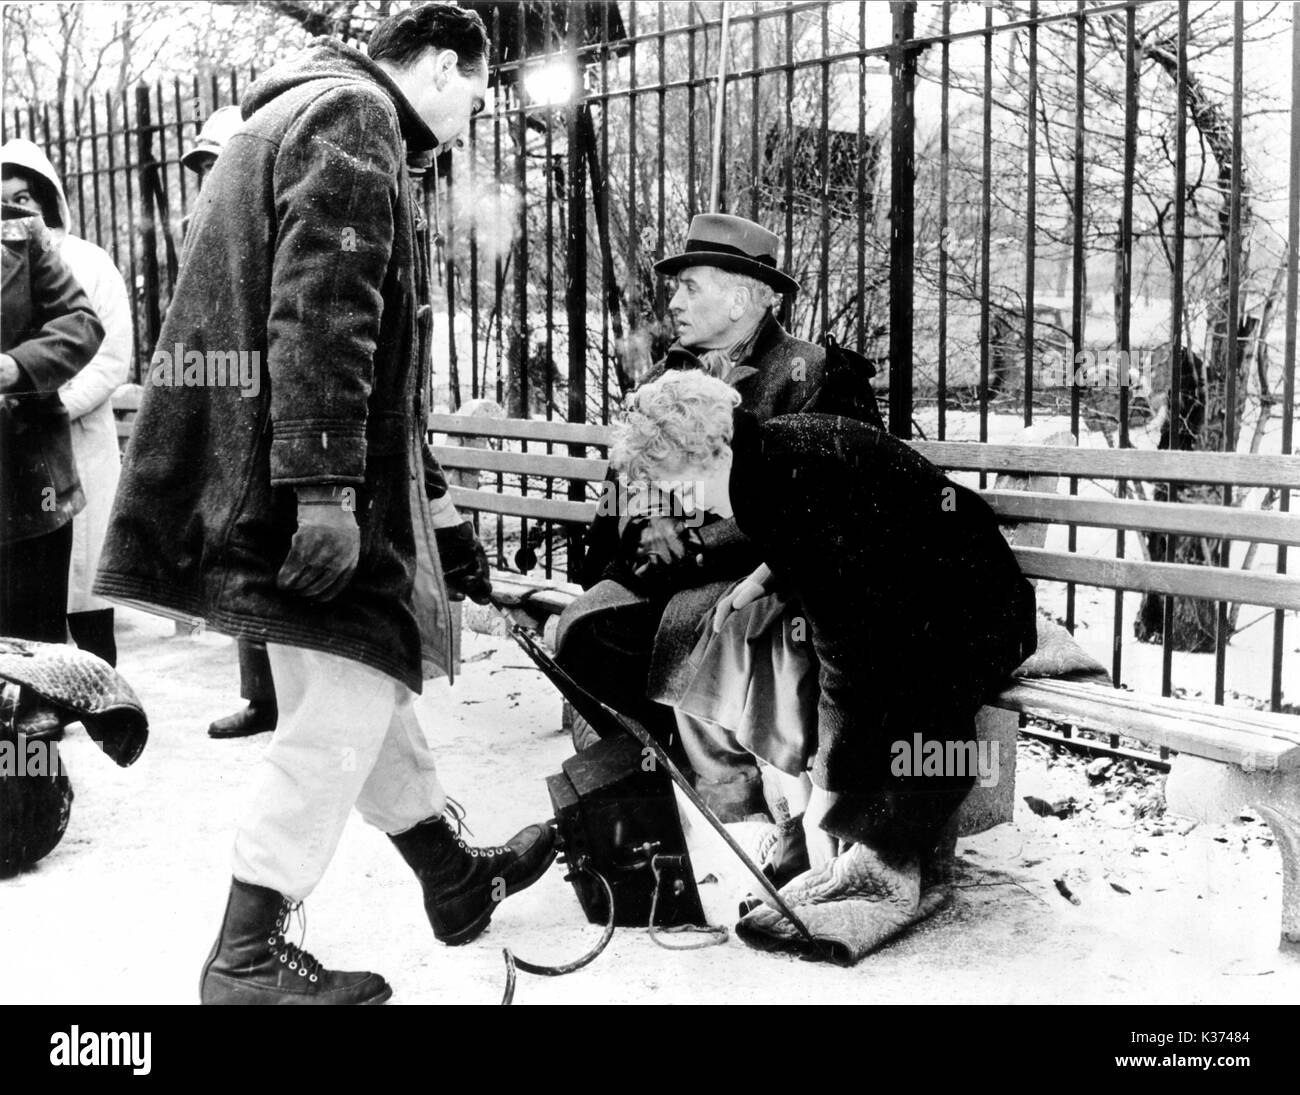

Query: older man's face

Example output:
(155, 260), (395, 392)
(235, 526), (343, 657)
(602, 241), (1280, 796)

(667, 266), (738, 350)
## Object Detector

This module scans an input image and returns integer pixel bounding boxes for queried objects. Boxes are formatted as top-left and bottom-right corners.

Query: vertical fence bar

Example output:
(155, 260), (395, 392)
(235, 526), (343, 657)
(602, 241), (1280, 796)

(491, 8), (505, 564)
(121, 89), (145, 377)
(627, 0), (638, 386)
(1274, 6), (1299, 713)
(1113, 0), (1138, 693)
(514, 0), (531, 557)
(1023, 2), (1038, 428)
(102, 93), (125, 290)
(781, 3), (793, 329)
(544, 5), (559, 576)
(751, 0), (761, 222)
(1215, 3), (1244, 706)
(493, 8), (504, 412)
(445, 157), (461, 412)
(88, 97), (104, 252)
(566, 1), (589, 581)
(889, 0), (915, 439)
(978, 4), (992, 447)
(938, 1), (949, 440)
(599, 2), (611, 421)
(818, 3), (830, 338)
(656, 2), (667, 321)
(515, 4), (529, 420)
(154, 81), (177, 297)
(687, 3), (697, 221)
(855, 0), (866, 354)
(173, 78), (189, 234)
(468, 102), (480, 401)
(1161, 2), (1189, 701)
(55, 97), (69, 224)
(73, 98), (89, 241)
(1066, 0), (1085, 632)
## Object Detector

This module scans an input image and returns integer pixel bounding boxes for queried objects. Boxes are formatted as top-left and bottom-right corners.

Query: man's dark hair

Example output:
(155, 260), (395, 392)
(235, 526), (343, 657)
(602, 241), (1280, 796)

(368, 3), (490, 74)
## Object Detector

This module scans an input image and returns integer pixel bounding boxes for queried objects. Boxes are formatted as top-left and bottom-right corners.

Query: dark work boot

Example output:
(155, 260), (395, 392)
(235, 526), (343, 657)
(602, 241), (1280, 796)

(208, 700), (278, 739)
(390, 812), (557, 946)
(199, 878), (392, 1005)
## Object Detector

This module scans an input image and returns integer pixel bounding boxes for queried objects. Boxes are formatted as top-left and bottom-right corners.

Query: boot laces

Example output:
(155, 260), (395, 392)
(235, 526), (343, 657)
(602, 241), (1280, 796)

(269, 898), (322, 984)
(441, 798), (511, 858)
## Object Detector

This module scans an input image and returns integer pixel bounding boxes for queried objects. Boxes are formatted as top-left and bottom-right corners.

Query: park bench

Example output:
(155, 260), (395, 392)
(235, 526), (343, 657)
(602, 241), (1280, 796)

(429, 407), (1300, 953)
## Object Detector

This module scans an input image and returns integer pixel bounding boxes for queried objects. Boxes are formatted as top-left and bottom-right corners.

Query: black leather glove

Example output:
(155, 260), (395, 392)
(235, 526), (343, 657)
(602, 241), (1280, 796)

(276, 488), (361, 602)
(436, 520), (493, 604)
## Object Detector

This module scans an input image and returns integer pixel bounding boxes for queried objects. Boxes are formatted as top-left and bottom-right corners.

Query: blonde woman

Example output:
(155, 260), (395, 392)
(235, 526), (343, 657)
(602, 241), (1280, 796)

(609, 369), (1038, 962)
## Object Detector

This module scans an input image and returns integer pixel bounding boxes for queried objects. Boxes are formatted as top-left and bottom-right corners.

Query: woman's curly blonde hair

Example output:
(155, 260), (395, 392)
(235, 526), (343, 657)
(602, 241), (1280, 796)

(611, 370), (742, 483)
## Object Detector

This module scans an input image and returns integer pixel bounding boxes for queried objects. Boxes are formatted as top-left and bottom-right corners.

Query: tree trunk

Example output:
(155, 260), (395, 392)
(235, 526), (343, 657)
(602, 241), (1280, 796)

(1133, 36), (1252, 652)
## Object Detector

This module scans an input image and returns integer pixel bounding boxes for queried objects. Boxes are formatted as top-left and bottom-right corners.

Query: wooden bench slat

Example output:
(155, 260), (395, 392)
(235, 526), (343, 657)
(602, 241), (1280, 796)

(429, 413), (613, 447)
(431, 446), (610, 483)
(997, 679), (1300, 770)
(913, 441), (1300, 489)
(488, 572), (585, 614)
(1008, 676), (1300, 738)
(985, 490), (1300, 546)
(449, 486), (597, 524)
(1013, 547), (1300, 610)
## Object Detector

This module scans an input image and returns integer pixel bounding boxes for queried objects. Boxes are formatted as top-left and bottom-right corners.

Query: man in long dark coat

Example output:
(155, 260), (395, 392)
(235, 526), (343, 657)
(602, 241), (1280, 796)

(555, 213), (882, 815)
(96, 4), (554, 1005)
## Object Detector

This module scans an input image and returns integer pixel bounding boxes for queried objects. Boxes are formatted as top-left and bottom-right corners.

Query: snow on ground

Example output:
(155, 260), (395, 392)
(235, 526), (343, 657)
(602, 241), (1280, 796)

(2, 604), (1297, 1005)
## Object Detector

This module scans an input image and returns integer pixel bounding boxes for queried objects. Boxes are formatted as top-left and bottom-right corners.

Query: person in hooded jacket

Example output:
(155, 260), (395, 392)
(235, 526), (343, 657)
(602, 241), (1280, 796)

(95, 3), (555, 1005)
(3, 140), (133, 665)
(1, 202), (104, 642)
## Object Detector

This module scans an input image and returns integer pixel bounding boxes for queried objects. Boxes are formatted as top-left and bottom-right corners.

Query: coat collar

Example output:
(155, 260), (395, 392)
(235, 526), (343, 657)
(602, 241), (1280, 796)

(662, 310), (788, 380)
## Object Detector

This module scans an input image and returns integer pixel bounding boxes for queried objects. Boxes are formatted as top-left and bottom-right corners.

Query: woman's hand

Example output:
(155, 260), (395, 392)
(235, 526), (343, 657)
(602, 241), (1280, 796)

(711, 562), (774, 634)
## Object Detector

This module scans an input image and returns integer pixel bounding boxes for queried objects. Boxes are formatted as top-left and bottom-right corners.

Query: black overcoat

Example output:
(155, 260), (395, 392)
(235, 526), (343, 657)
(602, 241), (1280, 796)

(728, 411), (1039, 798)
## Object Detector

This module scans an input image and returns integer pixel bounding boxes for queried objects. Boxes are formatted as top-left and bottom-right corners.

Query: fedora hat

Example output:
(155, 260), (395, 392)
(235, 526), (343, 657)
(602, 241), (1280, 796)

(654, 213), (800, 296)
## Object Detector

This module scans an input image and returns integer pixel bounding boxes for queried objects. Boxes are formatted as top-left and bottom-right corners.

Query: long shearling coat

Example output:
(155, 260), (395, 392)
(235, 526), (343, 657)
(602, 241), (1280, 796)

(95, 39), (454, 691)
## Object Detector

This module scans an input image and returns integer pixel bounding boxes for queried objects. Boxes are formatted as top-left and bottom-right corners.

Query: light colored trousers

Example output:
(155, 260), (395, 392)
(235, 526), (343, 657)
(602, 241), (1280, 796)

(231, 643), (447, 900)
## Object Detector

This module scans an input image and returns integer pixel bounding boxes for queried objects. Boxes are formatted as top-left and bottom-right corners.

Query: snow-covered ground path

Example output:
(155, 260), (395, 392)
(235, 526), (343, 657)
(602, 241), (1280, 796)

(2, 606), (1296, 1005)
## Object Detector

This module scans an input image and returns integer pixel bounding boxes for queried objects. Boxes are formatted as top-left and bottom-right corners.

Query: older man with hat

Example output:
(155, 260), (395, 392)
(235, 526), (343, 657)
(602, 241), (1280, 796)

(555, 212), (882, 817)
